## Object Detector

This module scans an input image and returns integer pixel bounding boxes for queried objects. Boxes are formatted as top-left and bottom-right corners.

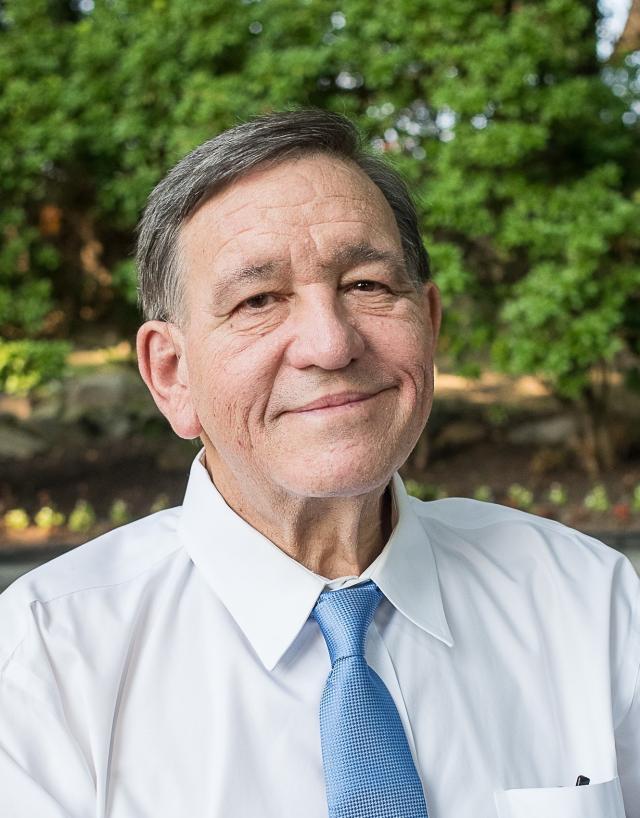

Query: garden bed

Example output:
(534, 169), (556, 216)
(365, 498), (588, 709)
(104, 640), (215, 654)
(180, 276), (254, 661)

(2, 433), (639, 556)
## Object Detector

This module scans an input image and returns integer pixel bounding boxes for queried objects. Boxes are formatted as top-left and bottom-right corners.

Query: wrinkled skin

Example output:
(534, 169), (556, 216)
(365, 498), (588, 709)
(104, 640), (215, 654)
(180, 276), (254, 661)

(137, 154), (441, 577)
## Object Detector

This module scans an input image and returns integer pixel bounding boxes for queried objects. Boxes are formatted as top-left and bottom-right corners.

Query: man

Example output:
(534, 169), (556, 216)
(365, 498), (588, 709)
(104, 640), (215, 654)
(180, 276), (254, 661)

(0, 109), (638, 817)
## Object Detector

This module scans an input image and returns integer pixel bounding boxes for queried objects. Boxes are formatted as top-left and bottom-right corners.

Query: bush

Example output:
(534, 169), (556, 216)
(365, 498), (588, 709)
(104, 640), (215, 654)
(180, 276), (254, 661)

(0, 339), (72, 396)
(34, 505), (65, 529)
(3, 508), (30, 530)
(584, 484), (610, 513)
(67, 500), (96, 533)
(405, 480), (446, 501)
(548, 483), (568, 507)
(473, 485), (494, 502)
(507, 484), (534, 511)
(109, 499), (131, 526)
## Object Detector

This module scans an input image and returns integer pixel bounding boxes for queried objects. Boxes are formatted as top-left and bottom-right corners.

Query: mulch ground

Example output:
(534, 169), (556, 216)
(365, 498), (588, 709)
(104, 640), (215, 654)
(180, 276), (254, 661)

(2, 433), (639, 555)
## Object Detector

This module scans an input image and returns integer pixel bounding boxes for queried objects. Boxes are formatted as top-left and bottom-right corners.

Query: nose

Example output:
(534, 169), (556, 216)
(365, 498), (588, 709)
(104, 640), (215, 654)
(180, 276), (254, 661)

(286, 290), (365, 370)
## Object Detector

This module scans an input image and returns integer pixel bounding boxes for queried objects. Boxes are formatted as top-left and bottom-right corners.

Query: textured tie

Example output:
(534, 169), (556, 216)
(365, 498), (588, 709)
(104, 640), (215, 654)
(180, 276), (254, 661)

(311, 579), (429, 818)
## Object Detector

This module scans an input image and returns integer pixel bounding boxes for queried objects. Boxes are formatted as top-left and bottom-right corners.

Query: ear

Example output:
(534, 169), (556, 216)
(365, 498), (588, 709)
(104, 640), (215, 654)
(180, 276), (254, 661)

(422, 281), (442, 347)
(136, 320), (202, 439)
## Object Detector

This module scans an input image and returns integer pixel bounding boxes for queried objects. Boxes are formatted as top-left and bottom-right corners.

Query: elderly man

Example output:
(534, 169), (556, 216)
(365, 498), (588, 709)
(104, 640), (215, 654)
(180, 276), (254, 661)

(0, 109), (638, 818)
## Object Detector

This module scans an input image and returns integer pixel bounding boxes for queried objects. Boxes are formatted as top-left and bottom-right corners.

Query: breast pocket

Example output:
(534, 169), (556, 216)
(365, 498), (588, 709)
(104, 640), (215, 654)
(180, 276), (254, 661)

(494, 776), (626, 818)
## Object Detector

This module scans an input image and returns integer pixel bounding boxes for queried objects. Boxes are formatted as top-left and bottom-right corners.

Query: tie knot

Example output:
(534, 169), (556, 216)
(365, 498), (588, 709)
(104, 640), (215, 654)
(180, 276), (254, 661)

(311, 580), (383, 665)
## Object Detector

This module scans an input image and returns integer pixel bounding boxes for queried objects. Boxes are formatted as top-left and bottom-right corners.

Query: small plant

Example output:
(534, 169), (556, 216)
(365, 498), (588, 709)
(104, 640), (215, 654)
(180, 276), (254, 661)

(547, 482), (568, 507)
(612, 503), (631, 524)
(3, 508), (30, 530)
(486, 404), (509, 427)
(507, 484), (534, 511)
(109, 499), (131, 526)
(68, 500), (96, 533)
(632, 485), (640, 514)
(34, 505), (65, 529)
(404, 480), (442, 501)
(473, 485), (493, 502)
(583, 484), (610, 513)
(150, 493), (171, 513)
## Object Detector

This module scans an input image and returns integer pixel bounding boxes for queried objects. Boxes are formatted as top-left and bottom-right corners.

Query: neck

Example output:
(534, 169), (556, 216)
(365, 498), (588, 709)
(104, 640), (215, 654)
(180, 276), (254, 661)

(201, 445), (395, 580)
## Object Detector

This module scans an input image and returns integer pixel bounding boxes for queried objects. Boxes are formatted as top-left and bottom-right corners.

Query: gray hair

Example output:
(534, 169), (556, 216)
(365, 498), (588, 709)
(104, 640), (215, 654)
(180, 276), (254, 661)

(136, 109), (431, 327)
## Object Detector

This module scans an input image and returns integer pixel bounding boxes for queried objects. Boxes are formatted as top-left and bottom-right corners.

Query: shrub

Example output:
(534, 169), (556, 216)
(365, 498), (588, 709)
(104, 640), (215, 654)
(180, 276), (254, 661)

(473, 485), (494, 502)
(583, 484), (610, 513)
(150, 493), (171, 513)
(109, 499), (131, 526)
(3, 508), (30, 530)
(507, 484), (534, 511)
(547, 483), (568, 507)
(68, 500), (96, 533)
(404, 480), (445, 501)
(34, 505), (65, 529)
(0, 340), (72, 396)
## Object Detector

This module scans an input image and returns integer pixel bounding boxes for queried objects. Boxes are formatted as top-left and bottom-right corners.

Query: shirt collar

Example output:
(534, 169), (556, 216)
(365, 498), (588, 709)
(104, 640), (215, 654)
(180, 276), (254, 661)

(177, 446), (453, 672)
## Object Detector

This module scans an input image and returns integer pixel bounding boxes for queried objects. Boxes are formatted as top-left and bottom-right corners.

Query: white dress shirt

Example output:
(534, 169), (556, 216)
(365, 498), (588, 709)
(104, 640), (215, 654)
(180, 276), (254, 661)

(1, 445), (639, 818)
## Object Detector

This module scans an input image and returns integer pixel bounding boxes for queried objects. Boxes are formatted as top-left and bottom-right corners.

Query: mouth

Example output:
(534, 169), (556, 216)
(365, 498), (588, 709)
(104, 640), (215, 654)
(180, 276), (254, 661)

(288, 389), (387, 414)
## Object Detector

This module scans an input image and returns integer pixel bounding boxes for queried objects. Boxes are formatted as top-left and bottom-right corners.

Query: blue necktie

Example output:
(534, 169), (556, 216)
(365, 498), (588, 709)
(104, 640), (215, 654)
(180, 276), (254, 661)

(311, 579), (430, 818)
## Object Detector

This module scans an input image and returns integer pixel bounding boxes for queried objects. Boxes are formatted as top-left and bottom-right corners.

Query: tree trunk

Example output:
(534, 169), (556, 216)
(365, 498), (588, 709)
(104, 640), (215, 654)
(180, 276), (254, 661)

(572, 366), (616, 477)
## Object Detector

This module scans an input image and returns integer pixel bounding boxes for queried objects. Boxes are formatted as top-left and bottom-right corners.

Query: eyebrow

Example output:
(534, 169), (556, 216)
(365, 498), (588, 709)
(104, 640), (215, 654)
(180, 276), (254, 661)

(211, 261), (281, 304)
(212, 242), (408, 303)
(324, 242), (407, 280)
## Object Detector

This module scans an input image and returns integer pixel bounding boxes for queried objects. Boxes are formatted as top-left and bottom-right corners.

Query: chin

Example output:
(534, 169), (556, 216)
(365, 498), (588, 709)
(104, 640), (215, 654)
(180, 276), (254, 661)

(274, 450), (400, 499)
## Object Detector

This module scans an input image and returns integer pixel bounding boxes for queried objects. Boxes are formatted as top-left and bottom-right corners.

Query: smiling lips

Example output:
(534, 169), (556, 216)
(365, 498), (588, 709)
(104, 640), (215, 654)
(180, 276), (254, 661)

(290, 390), (384, 413)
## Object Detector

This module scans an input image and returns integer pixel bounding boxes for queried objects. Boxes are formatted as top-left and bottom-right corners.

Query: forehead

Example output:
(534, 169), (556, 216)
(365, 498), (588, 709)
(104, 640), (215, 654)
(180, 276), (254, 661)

(179, 153), (403, 268)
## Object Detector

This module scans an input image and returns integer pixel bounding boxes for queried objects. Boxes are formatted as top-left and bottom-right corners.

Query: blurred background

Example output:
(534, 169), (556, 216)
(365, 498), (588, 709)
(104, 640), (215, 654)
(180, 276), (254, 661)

(0, 0), (639, 588)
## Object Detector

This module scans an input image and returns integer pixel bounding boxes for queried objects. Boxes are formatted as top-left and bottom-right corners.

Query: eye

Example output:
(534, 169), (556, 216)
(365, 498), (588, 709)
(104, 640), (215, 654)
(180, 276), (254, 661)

(348, 280), (389, 293)
(238, 293), (275, 311)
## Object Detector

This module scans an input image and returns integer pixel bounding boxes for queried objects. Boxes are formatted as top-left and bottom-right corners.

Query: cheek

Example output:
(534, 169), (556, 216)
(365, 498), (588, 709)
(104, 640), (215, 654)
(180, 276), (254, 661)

(365, 315), (432, 386)
(190, 336), (280, 438)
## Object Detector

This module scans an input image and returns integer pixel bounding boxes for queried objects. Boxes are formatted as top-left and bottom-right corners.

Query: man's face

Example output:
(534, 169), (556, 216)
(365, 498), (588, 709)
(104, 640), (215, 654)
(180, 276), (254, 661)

(177, 153), (441, 497)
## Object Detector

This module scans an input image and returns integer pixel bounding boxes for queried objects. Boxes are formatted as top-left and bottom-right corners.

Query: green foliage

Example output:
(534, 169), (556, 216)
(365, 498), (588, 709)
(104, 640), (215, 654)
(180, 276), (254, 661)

(3, 508), (30, 530)
(67, 499), (96, 533)
(0, 0), (638, 419)
(0, 339), (71, 395)
(404, 479), (446, 500)
(109, 498), (131, 525)
(507, 483), (534, 510)
(547, 482), (568, 507)
(473, 484), (493, 502)
(150, 493), (171, 513)
(34, 505), (65, 529)
(583, 483), (610, 512)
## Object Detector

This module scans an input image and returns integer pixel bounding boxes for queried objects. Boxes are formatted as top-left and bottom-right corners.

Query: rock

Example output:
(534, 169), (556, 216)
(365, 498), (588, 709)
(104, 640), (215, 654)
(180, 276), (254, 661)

(105, 416), (134, 440)
(507, 415), (577, 446)
(0, 422), (48, 460)
(29, 380), (65, 421)
(61, 366), (149, 423)
(0, 395), (31, 421)
(433, 420), (487, 452)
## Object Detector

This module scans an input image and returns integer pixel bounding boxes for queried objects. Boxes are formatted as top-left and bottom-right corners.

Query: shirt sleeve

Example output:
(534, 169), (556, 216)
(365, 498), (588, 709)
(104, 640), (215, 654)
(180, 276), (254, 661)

(614, 557), (640, 818)
(0, 657), (96, 817)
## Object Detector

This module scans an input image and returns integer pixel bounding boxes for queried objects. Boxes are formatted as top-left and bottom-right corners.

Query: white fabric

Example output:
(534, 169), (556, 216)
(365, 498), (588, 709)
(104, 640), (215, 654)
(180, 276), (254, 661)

(0, 444), (639, 818)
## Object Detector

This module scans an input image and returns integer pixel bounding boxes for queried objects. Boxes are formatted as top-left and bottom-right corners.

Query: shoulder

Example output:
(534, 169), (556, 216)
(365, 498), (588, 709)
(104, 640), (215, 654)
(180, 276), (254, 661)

(409, 494), (640, 611)
(411, 496), (640, 728)
(0, 506), (183, 671)
(410, 494), (626, 566)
